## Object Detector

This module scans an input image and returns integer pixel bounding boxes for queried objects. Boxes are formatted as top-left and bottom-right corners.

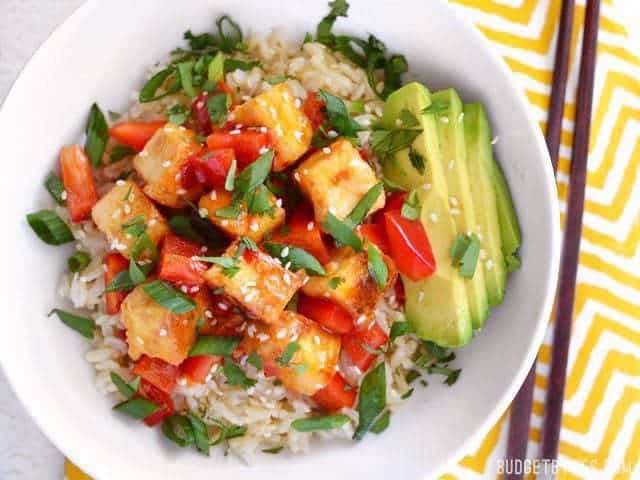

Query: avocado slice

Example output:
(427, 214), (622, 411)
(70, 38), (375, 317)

(381, 82), (472, 347)
(463, 103), (506, 306)
(492, 157), (522, 271)
(432, 89), (490, 329)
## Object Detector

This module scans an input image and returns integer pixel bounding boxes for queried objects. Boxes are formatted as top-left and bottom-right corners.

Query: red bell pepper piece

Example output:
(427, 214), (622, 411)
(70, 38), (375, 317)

(191, 92), (213, 135)
(303, 91), (325, 131)
(357, 223), (391, 256)
(384, 210), (436, 281)
(179, 355), (221, 384)
(158, 234), (208, 287)
(297, 295), (353, 335)
(342, 322), (389, 372)
(138, 380), (175, 427)
(206, 129), (271, 168)
(394, 277), (406, 306)
(108, 121), (166, 152)
(180, 148), (235, 190)
(312, 373), (357, 411)
(270, 203), (331, 264)
(132, 355), (179, 395)
(372, 191), (406, 224)
(104, 253), (129, 314)
(60, 145), (98, 223)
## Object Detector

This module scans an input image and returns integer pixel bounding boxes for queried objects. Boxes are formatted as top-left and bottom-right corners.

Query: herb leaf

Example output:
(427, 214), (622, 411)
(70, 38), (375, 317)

(317, 90), (362, 139)
(400, 190), (420, 221)
(276, 342), (300, 367)
(162, 414), (195, 447)
(44, 173), (66, 205)
(85, 103), (108, 167)
(177, 62), (196, 97)
(422, 99), (449, 115)
(370, 410), (391, 434)
(264, 242), (326, 276)
(114, 397), (159, 420)
(367, 244), (388, 289)
(49, 309), (95, 339)
(328, 276), (344, 289)
(207, 93), (231, 126)
(389, 320), (412, 341)
(143, 280), (196, 314)
(139, 67), (180, 103)
(105, 263), (153, 292)
(234, 149), (274, 196)
(322, 213), (362, 251)
(224, 58), (260, 72)
(166, 104), (189, 126)
(208, 52), (226, 82)
(409, 147), (426, 175)
(292, 414), (350, 432)
(449, 233), (481, 278)
(370, 127), (422, 160)
(353, 361), (386, 440)
(247, 351), (263, 370)
(224, 158), (237, 191)
(26, 210), (74, 245)
(189, 336), (241, 357)
(316, 0), (349, 44)
(222, 358), (257, 389)
(187, 412), (211, 455)
(110, 372), (140, 399)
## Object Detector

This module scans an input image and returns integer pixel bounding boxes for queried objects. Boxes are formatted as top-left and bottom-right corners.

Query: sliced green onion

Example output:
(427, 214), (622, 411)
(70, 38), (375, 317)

(291, 414), (350, 432)
(49, 309), (95, 339)
(222, 358), (256, 389)
(177, 61), (196, 97)
(263, 242), (326, 276)
(139, 67), (180, 103)
(367, 244), (388, 289)
(353, 362), (386, 440)
(187, 412), (210, 455)
(234, 149), (274, 195)
(44, 173), (66, 206)
(128, 259), (147, 285)
(224, 58), (260, 72)
(322, 213), (362, 251)
(275, 342), (300, 367)
(345, 182), (384, 227)
(224, 158), (237, 191)
(162, 414), (195, 447)
(389, 320), (412, 341)
(247, 351), (263, 370)
(189, 336), (241, 357)
(85, 103), (108, 167)
(143, 280), (196, 314)
(26, 210), (74, 245)
(208, 52), (226, 82)
(207, 93), (231, 126)
(449, 233), (481, 278)
(110, 372), (140, 399)
(67, 251), (91, 273)
(114, 398), (159, 420)
(370, 410), (391, 434)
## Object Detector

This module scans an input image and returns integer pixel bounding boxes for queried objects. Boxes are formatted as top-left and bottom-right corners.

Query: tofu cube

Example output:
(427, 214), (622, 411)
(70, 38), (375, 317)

(203, 241), (306, 324)
(121, 284), (213, 365)
(295, 139), (385, 223)
(91, 180), (169, 259)
(198, 187), (284, 241)
(232, 84), (312, 171)
(301, 246), (397, 320)
(133, 124), (203, 208)
(240, 311), (341, 395)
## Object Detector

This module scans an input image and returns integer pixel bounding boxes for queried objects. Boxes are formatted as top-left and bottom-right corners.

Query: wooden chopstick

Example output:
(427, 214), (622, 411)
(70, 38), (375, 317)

(541, 0), (601, 463)
(504, 1), (576, 477)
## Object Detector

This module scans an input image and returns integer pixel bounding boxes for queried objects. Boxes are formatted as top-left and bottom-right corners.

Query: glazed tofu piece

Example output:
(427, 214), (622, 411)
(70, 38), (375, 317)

(91, 180), (169, 260)
(203, 241), (306, 324)
(295, 139), (385, 223)
(133, 124), (202, 208)
(240, 311), (341, 395)
(301, 247), (397, 321)
(231, 83), (312, 171)
(121, 284), (214, 365)
(198, 187), (285, 242)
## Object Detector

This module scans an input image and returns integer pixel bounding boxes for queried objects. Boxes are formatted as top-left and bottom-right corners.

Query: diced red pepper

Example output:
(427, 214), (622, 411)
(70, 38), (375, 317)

(384, 210), (436, 281)
(311, 373), (357, 411)
(191, 92), (213, 135)
(373, 191), (406, 224)
(216, 81), (236, 106)
(394, 277), (406, 306)
(180, 148), (235, 190)
(297, 295), (353, 335)
(270, 203), (331, 264)
(342, 322), (389, 372)
(179, 355), (221, 384)
(60, 145), (98, 223)
(104, 253), (129, 314)
(206, 129), (271, 168)
(132, 356), (179, 395)
(108, 121), (166, 152)
(158, 234), (208, 287)
(357, 223), (391, 256)
(138, 380), (175, 427)
(303, 91), (325, 131)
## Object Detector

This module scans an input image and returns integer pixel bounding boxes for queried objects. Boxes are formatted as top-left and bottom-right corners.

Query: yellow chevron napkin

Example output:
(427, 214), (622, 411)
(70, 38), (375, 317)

(65, 1), (639, 479)
(441, 0), (640, 479)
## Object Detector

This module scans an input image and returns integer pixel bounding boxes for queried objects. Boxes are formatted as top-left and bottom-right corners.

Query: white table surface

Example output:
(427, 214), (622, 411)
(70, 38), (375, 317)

(1, 1), (639, 478)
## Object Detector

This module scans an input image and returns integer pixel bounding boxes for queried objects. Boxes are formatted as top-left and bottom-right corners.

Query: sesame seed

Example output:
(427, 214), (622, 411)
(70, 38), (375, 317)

(180, 285), (188, 293)
(302, 168), (309, 175)
(269, 107), (277, 117)
(430, 212), (438, 223)
(275, 198), (283, 208)
(178, 377), (187, 386)
(422, 183), (432, 190)
(176, 188), (187, 195)
(148, 218), (157, 226)
(60, 191), (68, 200)
(200, 246), (208, 253)
(480, 249), (487, 260)
(162, 160), (171, 168)
(246, 281), (257, 287)
(190, 286), (200, 293)
(395, 118), (402, 127)
(111, 209), (121, 219)
(276, 328), (287, 339)
(327, 130), (338, 138)
(448, 160), (454, 170)
(449, 196), (459, 207)
(218, 302), (229, 311)
(307, 221), (314, 231)
(450, 208), (461, 216)
(356, 315), (367, 325)
(281, 246), (290, 257)
(198, 207), (209, 218)
(293, 130), (303, 141)
(314, 335), (320, 345)
(257, 333), (270, 343)
(418, 291), (425, 302)
(284, 261), (292, 270)
(175, 173), (182, 181)
(210, 190), (217, 200)
(458, 112), (465, 123)
(322, 147), (331, 154)
(221, 220), (229, 227)
(204, 310), (213, 319)
(136, 336), (144, 345)
(440, 116), (450, 124)
(159, 328), (167, 337)
(283, 273), (291, 285)
(259, 146), (270, 154)
(229, 129), (241, 135)
(235, 124), (243, 129)
(116, 180), (126, 186)
(293, 172), (301, 181)
(491, 136), (499, 145)
(259, 126), (268, 133)
(123, 204), (131, 214)
(486, 259), (494, 270)
(294, 98), (302, 108)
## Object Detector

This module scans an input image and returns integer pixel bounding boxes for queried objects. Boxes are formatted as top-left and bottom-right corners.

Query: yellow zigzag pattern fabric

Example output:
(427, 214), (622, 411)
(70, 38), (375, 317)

(442, 0), (640, 479)
(65, 1), (639, 479)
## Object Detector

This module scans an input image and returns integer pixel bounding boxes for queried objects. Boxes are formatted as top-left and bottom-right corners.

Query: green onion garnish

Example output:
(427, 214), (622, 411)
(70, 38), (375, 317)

(143, 280), (196, 314)
(26, 210), (74, 245)
(48, 308), (95, 339)
(67, 251), (91, 273)
(291, 414), (350, 432)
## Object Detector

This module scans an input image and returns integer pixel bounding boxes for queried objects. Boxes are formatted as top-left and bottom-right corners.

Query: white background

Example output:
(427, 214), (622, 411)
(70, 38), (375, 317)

(0, 1), (638, 478)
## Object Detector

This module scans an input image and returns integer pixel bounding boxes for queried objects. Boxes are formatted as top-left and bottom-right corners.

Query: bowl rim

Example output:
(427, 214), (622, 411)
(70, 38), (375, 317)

(0, 0), (561, 477)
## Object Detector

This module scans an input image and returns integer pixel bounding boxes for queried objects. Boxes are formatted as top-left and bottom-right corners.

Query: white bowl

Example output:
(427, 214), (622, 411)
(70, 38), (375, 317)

(0, 0), (560, 478)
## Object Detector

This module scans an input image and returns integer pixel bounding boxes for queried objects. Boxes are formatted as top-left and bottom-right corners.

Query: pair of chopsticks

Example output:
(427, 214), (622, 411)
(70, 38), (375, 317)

(505, 0), (601, 478)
